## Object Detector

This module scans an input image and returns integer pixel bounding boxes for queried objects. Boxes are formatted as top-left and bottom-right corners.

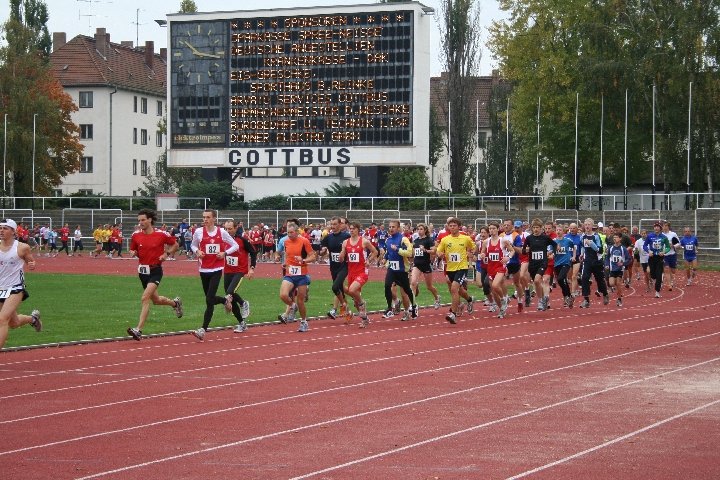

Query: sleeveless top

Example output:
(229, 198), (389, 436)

(0, 240), (25, 289)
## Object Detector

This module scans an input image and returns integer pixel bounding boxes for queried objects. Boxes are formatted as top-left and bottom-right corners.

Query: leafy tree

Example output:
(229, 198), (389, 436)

(439, 0), (482, 194)
(179, 0), (197, 13)
(141, 118), (201, 196)
(383, 167), (431, 197)
(178, 179), (237, 209)
(0, 0), (83, 197)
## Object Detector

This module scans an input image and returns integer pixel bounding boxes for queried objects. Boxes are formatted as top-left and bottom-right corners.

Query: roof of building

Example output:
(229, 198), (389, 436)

(49, 29), (166, 96)
(430, 71), (501, 129)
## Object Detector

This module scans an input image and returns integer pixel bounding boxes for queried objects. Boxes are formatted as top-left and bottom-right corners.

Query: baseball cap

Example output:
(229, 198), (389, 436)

(597, 221), (604, 228)
(0, 218), (17, 230)
(513, 220), (522, 228)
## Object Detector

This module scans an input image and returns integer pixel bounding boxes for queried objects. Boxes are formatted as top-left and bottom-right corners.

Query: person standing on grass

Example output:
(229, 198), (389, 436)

(190, 209), (239, 341)
(126, 209), (183, 341)
(223, 219), (257, 333)
(644, 222), (671, 298)
(0, 219), (42, 349)
(339, 222), (378, 328)
(278, 221), (316, 332)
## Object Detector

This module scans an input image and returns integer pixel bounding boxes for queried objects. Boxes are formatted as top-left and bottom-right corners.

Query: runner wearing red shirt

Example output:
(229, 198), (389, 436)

(190, 209), (239, 341)
(126, 209), (183, 341)
(58, 224), (71, 256)
(223, 220), (257, 333)
(340, 222), (378, 328)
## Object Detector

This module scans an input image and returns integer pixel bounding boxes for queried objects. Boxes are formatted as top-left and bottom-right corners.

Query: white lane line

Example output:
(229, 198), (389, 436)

(3, 330), (718, 460)
(506, 398), (720, 479)
(1, 296), (713, 399)
(76, 356), (720, 480)
(290, 360), (720, 480)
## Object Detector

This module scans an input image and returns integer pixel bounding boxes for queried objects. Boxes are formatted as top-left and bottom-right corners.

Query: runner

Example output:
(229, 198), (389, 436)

(579, 218), (609, 308)
(634, 230), (651, 292)
(410, 223), (441, 309)
(223, 219), (257, 333)
(436, 217), (475, 324)
(679, 226), (699, 285)
(553, 225), (576, 308)
(475, 226), (493, 310)
(320, 216), (351, 322)
(72, 225), (84, 256)
(662, 221), (680, 291)
(0, 219), (42, 349)
(126, 209), (183, 341)
(522, 219), (556, 311)
(190, 209), (239, 341)
(339, 222), (378, 328)
(278, 221), (316, 332)
(606, 233), (631, 307)
(382, 220), (417, 321)
(644, 222), (671, 298)
(375, 223), (388, 267)
(481, 223), (514, 318)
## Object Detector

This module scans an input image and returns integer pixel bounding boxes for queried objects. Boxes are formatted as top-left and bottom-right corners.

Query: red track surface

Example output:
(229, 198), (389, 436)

(1, 261), (719, 479)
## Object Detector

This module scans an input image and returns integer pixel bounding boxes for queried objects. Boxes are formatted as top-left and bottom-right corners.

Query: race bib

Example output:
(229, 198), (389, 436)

(205, 243), (220, 254)
(531, 251), (544, 260)
(138, 264), (150, 275)
(685, 244), (694, 251)
(611, 255), (623, 264)
(288, 265), (302, 276)
(0, 289), (12, 299)
(414, 247), (424, 257)
(557, 246), (566, 255)
(652, 240), (661, 250)
(348, 252), (360, 263)
(449, 253), (461, 263)
(225, 255), (238, 267)
(331, 252), (340, 262)
(488, 252), (500, 262)
(389, 260), (400, 270)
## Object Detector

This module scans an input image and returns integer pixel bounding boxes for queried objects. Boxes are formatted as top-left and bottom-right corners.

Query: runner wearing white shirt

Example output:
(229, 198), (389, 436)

(662, 221), (680, 291)
(634, 231), (651, 292)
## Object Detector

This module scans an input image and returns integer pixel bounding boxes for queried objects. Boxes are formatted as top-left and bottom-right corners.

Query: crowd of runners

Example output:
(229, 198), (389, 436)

(0, 211), (703, 348)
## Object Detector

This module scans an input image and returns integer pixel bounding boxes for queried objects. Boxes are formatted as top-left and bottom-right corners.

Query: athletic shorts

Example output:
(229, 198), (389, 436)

(348, 273), (369, 286)
(445, 269), (468, 284)
(684, 256), (697, 264)
(283, 274), (311, 287)
(609, 270), (624, 278)
(528, 262), (548, 279)
(506, 263), (520, 275)
(413, 262), (433, 274)
(139, 265), (163, 289)
(487, 264), (507, 279)
(264, 244), (276, 253)
(664, 255), (677, 269)
(312, 244), (322, 252)
(0, 284), (29, 303)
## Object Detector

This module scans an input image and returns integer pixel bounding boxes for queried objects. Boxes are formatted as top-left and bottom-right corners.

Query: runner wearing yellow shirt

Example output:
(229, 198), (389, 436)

(436, 217), (476, 324)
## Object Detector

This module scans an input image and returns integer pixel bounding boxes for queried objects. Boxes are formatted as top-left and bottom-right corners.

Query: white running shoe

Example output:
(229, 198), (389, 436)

(192, 328), (205, 341)
(241, 300), (251, 319)
(434, 296), (441, 309)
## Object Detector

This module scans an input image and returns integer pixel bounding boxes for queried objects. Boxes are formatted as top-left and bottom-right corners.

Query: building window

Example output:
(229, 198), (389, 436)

(78, 189), (93, 195)
(311, 167), (319, 176)
(80, 156), (93, 173)
(80, 124), (93, 140)
(155, 131), (162, 147)
(156, 100), (163, 116)
(133, 159), (137, 175)
(133, 96), (137, 113)
(155, 161), (163, 176)
(243, 168), (252, 177)
(133, 128), (137, 144)
(478, 131), (487, 148)
(140, 160), (148, 176)
(132, 190), (138, 197)
(79, 91), (93, 108)
(141, 97), (147, 114)
(141, 129), (148, 145)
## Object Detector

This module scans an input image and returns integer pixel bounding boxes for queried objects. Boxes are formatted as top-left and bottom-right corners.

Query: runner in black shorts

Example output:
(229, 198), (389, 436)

(410, 223), (441, 309)
(522, 219), (556, 311)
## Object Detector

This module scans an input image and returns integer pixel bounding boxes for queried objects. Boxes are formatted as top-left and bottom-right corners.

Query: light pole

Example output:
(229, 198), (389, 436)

(32, 113), (37, 205)
(3, 113), (7, 197)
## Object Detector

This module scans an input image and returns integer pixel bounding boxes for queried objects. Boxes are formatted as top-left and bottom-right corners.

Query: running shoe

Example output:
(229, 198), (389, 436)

(603, 294), (610, 305)
(382, 309), (395, 319)
(359, 315), (369, 329)
(595, 290), (602, 297)
(567, 296), (574, 309)
(278, 313), (288, 324)
(358, 302), (367, 317)
(233, 321), (247, 333)
(488, 304), (498, 313)
(445, 312), (457, 324)
(297, 320), (309, 332)
(686, 280), (691, 286)
(669, 284), (673, 291)
(580, 300), (590, 309)
(616, 298), (623, 307)
(127, 326), (141, 341)
(338, 304), (347, 316)
(344, 310), (354, 324)
(401, 309), (411, 321)
(241, 300), (251, 319)
(30, 310), (42, 332)
(466, 296), (474, 314)
(499, 297), (508, 317)
(434, 296), (441, 310)
(327, 308), (337, 320)
(457, 302), (466, 316)
(655, 291), (661, 298)
(517, 302), (523, 313)
(224, 294), (233, 314)
(192, 328), (205, 341)
(173, 297), (184, 318)
(392, 298), (401, 314)
(411, 305), (418, 319)
(288, 303), (298, 322)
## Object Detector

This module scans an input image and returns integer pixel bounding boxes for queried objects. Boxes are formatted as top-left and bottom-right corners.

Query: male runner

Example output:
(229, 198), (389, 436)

(340, 222), (378, 328)
(223, 219), (256, 333)
(436, 217), (475, 324)
(679, 226), (699, 285)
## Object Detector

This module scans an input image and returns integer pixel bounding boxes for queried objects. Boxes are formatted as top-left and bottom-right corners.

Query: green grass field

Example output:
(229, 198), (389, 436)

(4, 273), (471, 349)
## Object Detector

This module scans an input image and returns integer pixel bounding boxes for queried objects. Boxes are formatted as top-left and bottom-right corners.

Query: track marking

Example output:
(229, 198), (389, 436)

(506, 398), (720, 479)
(74, 356), (720, 480)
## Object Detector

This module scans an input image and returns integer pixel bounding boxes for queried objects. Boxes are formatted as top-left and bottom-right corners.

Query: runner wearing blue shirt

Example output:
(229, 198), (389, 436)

(579, 218), (609, 308)
(643, 222), (671, 297)
(375, 224), (388, 267)
(606, 233), (631, 306)
(679, 226), (699, 285)
(553, 225), (575, 307)
(564, 223), (583, 297)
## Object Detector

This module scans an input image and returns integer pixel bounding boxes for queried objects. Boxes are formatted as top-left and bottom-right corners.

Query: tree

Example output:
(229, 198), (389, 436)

(383, 167), (431, 197)
(0, 0), (83, 197)
(141, 118), (201, 196)
(439, 0), (482, 194)
(179, 0), (197, 13)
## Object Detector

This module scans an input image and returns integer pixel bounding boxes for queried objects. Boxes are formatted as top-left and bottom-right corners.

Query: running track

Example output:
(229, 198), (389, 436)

(1, 270), (718, 478)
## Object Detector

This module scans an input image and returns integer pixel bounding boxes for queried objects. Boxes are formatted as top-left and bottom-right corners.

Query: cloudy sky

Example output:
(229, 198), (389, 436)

(0, 0), (506, 75)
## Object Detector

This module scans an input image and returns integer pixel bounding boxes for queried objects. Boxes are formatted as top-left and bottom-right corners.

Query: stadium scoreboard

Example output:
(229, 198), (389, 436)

(167, 3), (431, 168)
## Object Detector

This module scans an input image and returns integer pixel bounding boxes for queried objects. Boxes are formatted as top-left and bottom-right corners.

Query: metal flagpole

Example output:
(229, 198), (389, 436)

(623, 89), (628, 210)
(574, 92), (579, 210)
(686, 81), (692, 209)
(535, 96), (540, 209)
(599, 94), (604, 211)
(652, 84), (656, 210)
(505, 98), (510, 210)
